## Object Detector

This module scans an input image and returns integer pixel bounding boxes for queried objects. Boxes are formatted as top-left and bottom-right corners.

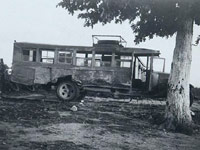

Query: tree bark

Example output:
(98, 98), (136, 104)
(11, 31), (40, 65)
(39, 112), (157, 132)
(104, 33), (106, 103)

(165, 18), (193, 132)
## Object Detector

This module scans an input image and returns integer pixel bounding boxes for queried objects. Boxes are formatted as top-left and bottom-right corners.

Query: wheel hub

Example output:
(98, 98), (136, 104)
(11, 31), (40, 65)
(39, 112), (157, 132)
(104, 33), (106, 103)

(59, 83), (75, 100)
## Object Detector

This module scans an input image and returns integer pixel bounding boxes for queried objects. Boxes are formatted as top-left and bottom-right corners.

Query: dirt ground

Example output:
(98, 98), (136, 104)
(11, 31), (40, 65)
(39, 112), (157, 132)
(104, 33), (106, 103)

(0, 94), (200, 150)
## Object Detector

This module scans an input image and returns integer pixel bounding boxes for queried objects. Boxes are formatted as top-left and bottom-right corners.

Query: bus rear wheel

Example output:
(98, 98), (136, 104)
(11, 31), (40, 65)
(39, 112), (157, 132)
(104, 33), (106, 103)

(56, 81), (79, 101)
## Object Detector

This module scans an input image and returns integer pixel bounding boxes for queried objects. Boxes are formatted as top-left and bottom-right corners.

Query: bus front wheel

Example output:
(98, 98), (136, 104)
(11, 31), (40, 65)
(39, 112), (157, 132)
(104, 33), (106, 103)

(56, 81), (79, 101)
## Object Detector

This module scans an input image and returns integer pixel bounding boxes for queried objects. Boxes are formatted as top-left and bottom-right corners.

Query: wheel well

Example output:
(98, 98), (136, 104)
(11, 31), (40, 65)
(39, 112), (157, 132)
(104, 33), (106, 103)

(47, 75), (81, 87)
(56, 75), (72, 85)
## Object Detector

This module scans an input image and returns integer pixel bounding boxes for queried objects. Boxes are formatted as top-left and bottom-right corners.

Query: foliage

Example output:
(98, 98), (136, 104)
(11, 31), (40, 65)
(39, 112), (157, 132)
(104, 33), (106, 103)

(196, 35), (200, 45)
(58, 0), (200, 43)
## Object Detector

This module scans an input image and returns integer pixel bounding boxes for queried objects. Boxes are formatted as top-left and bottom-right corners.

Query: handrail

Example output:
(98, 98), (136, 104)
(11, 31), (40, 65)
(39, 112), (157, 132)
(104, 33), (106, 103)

(92, 35), (127, 46)
(137, 57), (146, 69)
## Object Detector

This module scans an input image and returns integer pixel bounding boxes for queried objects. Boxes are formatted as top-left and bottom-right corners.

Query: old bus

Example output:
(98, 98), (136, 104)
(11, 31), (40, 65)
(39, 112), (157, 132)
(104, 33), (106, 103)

(10, 35), (168, 101)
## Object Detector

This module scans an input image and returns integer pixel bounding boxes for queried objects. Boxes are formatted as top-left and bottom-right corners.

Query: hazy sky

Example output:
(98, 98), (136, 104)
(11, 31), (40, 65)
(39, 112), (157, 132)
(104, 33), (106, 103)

(0, 0), (200, 87)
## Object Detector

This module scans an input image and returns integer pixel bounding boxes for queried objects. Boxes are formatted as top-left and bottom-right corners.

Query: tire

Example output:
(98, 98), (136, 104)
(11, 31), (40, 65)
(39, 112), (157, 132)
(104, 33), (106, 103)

(56, 81), (79, 101)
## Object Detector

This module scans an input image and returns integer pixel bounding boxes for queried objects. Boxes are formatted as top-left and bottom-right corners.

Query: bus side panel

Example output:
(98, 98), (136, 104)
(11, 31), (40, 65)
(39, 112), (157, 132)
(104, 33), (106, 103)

(113, 68), (132, 85)
(11, 66), (35, 85)
(150, 72), (159, 89)
(73, 68), (131, 87)
(51, 68), (74, 81)
(74, 69), (113, 86)
(34, 67), (51, 84)
(158, 72), (169, 84)
(150, 72), (169, 90)
(13, 44), (22, 63)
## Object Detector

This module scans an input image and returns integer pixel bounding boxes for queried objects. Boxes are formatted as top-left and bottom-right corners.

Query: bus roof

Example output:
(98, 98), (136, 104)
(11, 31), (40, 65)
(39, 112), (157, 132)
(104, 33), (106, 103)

(14, 42), (160, 56)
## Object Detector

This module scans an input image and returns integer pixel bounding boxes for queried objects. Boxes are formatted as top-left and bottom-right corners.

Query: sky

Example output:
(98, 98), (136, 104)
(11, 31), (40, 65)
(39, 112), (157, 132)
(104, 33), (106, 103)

(0, 0), (200, 87)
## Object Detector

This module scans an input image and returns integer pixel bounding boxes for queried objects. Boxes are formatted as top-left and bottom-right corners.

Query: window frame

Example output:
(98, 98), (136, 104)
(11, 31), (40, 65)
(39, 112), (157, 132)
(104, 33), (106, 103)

(40, 49), (55, 64)
(75, 52), (92, 67)
(58, 50), (73, 64)
(22, 48), (37, 62)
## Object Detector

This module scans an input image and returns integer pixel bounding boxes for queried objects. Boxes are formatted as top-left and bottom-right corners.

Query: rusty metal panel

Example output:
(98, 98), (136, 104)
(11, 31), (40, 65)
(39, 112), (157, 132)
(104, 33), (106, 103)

(72, 67), (132, 87)
(51, 68), (74, 81)
(11, 66), (35, 85)
(34, 67), (51, 84)
(74, 69), (113, 86)
(151, 72), (159, 89)
(113, 68), (132, 85)
(158, 72), (169, 84)
(11, 62), (133, 89)
(150, 72), (169, 90)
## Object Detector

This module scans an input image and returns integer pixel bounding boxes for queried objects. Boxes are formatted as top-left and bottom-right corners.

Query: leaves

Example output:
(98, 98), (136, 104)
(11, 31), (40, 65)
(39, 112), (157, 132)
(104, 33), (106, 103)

(58, 0), (200, 43)
(195, 35), (200, 45)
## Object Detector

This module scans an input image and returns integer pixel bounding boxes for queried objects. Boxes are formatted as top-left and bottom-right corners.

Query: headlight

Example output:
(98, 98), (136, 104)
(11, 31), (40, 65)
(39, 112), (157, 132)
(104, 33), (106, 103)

(7, 68), (12, 75)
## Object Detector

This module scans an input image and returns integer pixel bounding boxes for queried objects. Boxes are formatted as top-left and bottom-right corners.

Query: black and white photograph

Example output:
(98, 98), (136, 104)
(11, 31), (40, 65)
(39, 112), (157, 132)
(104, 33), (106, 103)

(0, 0), (200, 149)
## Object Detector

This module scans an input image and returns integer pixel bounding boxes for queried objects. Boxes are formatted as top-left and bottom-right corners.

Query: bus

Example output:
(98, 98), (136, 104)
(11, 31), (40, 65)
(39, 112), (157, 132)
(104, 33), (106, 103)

(10, 35), (168, 101)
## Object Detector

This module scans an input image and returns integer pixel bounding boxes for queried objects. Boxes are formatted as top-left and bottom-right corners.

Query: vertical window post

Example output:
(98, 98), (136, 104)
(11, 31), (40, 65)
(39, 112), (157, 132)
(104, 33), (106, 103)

(92, 51), (95, 68)
(135, 57), (138, 79)
(111, 52), (116, 67)
(73, 50), (76, 65)
(29, 50), (33, 61)
(36, 48), (40, 62)
(130, 52), (135, 91)
(54, 48), (58, 64)
(85, 53), (88, 66)
(146, 56), (149, 70)
(148, 56), (154, 91)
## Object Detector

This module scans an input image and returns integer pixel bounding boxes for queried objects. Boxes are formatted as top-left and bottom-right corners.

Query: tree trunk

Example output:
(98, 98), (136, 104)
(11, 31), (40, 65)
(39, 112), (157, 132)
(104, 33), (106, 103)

(165, 18), (193, 133)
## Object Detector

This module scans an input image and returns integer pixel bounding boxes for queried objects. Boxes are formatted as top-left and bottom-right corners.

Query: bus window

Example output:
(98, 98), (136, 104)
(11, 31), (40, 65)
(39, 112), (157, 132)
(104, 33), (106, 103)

(102, 55), (112, 67)
(40, 50), (55, 64)
(120, 61), (131, 68)
(58, 51), (73, 64)
(22, 49), (36, 62)
(86, 54), (92, 67)
(94, 54), (112, 67)
(94, 54), (102, 67)
(116, 56), (132, 68)
(153, 58), (165, 72)
(76, 53), (92, 67)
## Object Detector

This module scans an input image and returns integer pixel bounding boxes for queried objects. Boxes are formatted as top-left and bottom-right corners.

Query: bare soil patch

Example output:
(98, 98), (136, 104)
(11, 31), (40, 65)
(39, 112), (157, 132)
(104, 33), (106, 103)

(0, 96), (200, 150)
